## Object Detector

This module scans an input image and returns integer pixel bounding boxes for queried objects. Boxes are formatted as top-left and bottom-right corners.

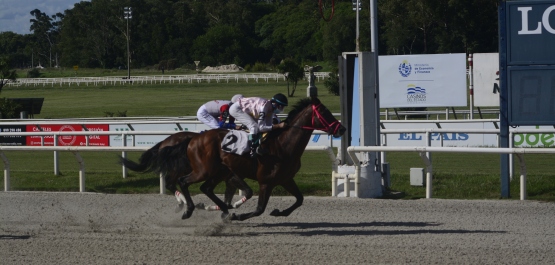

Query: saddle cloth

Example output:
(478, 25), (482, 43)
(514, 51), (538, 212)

(221, 130), (251, 155)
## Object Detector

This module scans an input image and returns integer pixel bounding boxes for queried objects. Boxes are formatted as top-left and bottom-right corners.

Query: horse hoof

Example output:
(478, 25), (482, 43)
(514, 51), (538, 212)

(195, 203), (206, 210)
(181, 211), (192, 220)
(221, 213), (238, 223)
(269, 209), (281, 216)
(230, 213), (239, 221)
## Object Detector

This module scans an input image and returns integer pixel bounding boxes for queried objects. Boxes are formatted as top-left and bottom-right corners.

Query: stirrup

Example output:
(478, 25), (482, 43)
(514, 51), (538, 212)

(255, 146), (268, 155)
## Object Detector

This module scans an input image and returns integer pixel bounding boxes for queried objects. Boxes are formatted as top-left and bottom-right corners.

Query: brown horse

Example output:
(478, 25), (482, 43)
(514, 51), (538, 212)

(177, 96), (346, 221)
(119, 131), (245, 217)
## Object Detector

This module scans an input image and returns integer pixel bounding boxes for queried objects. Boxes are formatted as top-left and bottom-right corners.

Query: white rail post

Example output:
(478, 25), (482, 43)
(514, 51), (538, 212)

(468, 54), (474, 119)
(1, 152), (10, 191)
(122, 133), (128, 178)
(160, 173), (165, 194)
(419, 152), (433, 199)
(515, 154), (527, 200)
(72, 151), (85, 192)
(425, 131), (433, 198)
(509, 132), (514, 180)
(54, 136), (59, 175)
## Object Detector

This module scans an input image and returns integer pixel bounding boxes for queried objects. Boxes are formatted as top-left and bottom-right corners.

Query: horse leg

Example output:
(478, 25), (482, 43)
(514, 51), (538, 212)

(199, 178), (231, 220)
(226, 174), (253, 209)
(196, 178), (236, 211)
(177, 175), (197, 220)
(269, 178), (304, 217)
(167, 173), (187, 213)
(231, 184), (273, 221)
(197, 175), (253, 211)
(223, 179), (238, 208)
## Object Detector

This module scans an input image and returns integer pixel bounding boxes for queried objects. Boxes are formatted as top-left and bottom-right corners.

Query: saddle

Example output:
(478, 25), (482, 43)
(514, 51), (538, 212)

(221, 130), (267, 156)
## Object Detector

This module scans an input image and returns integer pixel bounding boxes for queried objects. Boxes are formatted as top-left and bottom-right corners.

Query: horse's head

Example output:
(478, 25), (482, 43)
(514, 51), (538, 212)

(285, 96), (346, 138)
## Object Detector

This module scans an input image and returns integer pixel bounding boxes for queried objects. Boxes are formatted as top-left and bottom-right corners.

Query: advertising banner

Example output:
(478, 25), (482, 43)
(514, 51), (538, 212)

(513, 126), (555, 147)
(0, 125), (26, 146)
(383, 122), (555, 147)
(379, 53), (467, 108)
(109, 123), (208, 147)
(26, 124), (109, 146)
(108, 123), (341, 148)
(473, 53), (500, 107)
(383, 122), (497, 147)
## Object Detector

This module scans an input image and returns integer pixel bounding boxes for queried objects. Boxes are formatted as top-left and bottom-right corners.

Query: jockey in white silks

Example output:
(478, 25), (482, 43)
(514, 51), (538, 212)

(229, 93), (288, 157)
(196, 94), (243, 130)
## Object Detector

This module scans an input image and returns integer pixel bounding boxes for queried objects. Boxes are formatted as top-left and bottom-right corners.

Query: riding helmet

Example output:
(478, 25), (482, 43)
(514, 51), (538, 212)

(271, 93), (288, 106)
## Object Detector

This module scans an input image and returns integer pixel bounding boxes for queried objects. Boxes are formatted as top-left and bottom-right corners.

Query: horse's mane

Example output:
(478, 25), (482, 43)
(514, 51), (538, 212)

(266, 97), (319, 139)
(284, 97), (315, 124)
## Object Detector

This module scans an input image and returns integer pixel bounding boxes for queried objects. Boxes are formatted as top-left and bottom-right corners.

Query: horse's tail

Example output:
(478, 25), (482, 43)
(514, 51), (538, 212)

(153, 136), (194, 177)
(119, 141), (163, 173)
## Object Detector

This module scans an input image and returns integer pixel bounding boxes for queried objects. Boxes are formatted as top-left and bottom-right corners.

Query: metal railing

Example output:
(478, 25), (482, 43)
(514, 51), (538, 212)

(0, 130), (337, 194)
(5, 72), (330, 87)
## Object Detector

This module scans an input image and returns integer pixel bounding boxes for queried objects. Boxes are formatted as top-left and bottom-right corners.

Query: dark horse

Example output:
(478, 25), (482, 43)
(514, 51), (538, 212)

(119, 131), (242, 215)
(176, 96), (346, 221)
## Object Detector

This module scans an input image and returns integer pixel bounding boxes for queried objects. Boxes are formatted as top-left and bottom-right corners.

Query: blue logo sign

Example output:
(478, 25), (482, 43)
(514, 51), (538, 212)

(406, 84), (426, 104)
(398, 60), (412, 77)
(406, 85), (426, 95)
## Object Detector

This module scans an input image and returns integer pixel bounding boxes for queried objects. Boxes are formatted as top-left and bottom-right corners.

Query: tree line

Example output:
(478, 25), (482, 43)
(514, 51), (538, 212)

(0, 0), (499, 70)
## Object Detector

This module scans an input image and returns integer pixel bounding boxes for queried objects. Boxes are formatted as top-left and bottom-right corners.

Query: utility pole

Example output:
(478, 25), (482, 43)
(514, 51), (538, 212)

(353, 0), (361, 52)
(124, 7), (132, 80)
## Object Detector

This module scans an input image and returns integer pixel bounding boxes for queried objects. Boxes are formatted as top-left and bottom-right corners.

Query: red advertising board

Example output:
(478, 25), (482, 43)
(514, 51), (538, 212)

(26, 124), (110, 146)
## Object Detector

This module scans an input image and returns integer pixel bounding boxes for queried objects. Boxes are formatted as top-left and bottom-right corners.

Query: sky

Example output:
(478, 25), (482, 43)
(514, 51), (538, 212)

(0, 0), (88, 35)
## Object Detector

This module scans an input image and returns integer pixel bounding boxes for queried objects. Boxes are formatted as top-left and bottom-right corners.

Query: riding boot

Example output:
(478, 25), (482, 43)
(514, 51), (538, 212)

(248, 134), (259, 158)
(253, 134), (269, 156)
(249, 134), (268, 157)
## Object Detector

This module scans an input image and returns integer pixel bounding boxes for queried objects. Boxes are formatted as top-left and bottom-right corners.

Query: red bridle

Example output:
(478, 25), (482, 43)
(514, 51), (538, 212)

(301, 103), (341, 135)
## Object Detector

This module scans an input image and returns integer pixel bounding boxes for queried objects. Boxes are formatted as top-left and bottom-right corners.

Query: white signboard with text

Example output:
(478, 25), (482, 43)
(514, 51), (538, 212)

(473, 53), (500, 107)
(383, 122), (555, 148)
(383, 122), (498, 147)
(108, 123), (340, 147)
(379, 53), (467, 108)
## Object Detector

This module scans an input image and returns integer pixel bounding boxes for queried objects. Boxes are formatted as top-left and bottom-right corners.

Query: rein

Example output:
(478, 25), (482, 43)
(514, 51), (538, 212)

(290, 103), (340, 135)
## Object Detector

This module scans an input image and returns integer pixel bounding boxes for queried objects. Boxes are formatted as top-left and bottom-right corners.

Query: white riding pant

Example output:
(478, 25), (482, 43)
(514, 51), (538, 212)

(196, 105), (219, 129)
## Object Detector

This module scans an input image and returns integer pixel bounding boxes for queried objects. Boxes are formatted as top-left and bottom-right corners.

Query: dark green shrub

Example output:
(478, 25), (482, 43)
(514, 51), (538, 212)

(324, 71), (339, 96)
(251, 62), (268, 72)
(0, 98), (22, 118)
(27, 68), (42, 78)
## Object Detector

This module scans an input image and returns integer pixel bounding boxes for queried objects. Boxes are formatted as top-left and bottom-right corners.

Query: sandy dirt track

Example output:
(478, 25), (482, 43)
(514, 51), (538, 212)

(1, 191), (555, 265)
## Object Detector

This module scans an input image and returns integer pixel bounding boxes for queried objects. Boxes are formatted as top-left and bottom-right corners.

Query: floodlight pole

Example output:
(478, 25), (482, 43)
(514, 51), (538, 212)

(353, 0), (360, 52)
(124, 7), (132, 80)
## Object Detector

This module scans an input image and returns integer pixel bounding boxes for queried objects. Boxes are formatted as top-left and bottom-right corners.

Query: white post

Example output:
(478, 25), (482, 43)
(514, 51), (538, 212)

(160, 173), (165, 194)
(419, 152), (433, 199)
(468, 54), (474, 119)
(122, 133), (127, 178)
(1, 152), (10, 191)
(54, 136), (59, 175)
(72, 152), (85, 192)
(425, 131), (432, 198)
(516, 154), (527, 200)
(509, 132), (514, 180)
